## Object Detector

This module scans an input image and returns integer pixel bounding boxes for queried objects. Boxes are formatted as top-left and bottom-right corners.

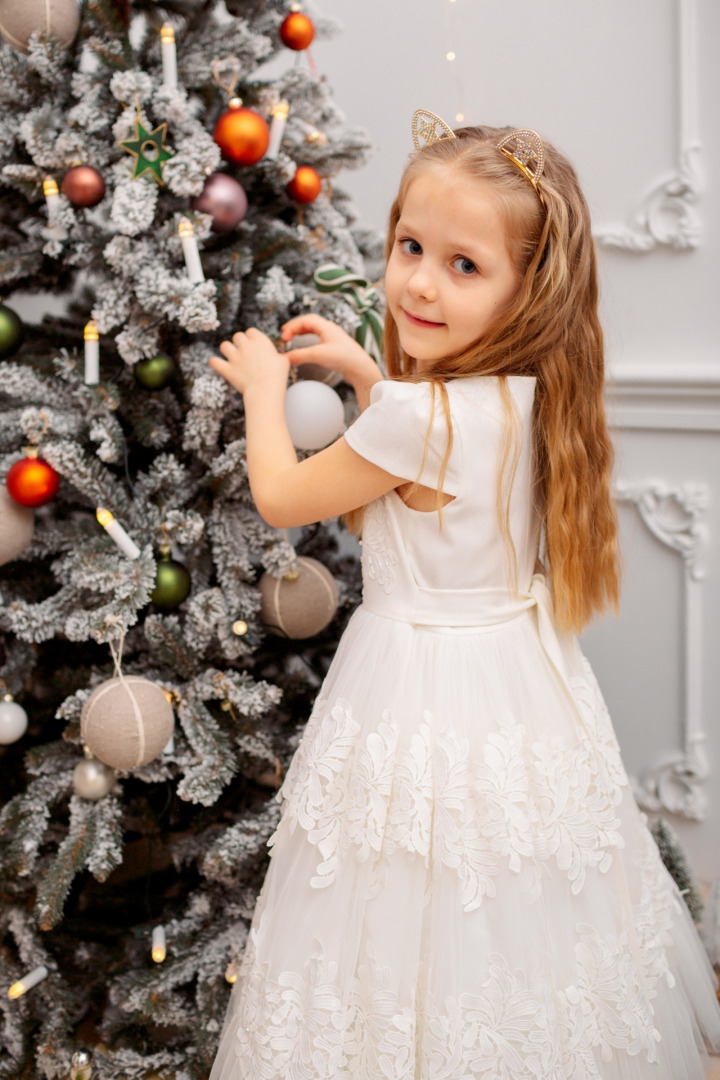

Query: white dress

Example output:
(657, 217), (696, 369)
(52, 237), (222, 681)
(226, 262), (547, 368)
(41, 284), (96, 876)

(210, 376), (720, 1080)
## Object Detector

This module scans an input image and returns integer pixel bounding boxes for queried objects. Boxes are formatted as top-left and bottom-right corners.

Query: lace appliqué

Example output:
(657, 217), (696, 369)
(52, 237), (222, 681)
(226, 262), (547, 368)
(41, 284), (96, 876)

(273, 682), (630, 911)
(359, 497), (397, 594)
(227, 922), (670, 1079)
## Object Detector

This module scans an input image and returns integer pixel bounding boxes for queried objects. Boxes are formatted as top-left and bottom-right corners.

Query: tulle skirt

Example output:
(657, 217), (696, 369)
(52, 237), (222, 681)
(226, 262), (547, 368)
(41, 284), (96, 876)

(210, 605), (720, 1079)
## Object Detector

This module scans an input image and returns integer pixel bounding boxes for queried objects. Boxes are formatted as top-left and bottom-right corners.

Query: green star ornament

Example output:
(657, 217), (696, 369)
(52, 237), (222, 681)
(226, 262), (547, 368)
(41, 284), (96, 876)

(119, 117), (175, 185)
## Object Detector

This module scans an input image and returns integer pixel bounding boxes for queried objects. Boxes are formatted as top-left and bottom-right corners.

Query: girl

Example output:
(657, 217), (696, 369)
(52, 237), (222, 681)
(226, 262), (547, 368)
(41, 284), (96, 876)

(208, 115), (720, 1079)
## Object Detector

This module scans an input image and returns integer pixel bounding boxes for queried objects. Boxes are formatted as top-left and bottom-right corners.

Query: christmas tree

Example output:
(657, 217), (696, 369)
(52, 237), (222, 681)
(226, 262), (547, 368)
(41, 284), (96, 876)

(0, 2), (380, 1075)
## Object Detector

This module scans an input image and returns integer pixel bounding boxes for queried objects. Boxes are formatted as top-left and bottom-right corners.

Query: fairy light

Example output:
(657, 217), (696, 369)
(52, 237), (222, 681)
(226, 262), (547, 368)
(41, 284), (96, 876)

(178, 218), (204, 283)
(84, 320), (99, 385)
(446, 51), (456, 61)
(455, 113), (465, 123)
(232, 620), (248, 636)
(7, 965), (49, 999)
(160, 24), (178, 90)
(96, 508), (141, 560)
(225, 961), (239, 984)
(151, 925), (167, 963)
(43, 176), (59, 216)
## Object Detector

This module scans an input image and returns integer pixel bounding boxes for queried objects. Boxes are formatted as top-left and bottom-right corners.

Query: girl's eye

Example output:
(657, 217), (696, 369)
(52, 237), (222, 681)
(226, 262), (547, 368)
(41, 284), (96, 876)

(400, 238), (422, 256)
(453, 256), (477, 276)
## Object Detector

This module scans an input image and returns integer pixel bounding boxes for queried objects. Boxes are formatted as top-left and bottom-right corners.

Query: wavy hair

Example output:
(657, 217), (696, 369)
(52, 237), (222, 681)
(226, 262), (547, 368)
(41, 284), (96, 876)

(348, 125), (620, 632)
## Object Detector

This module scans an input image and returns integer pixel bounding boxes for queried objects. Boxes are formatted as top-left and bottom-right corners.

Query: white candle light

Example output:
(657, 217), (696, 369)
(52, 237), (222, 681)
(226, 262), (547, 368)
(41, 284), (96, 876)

(160, 24), (178, 90)
(96, 508), (141, 560)
(43, 176), (60, 220)
(266, 100), (290, 160)
(152, 925), (167, 963)
(178, 218), (204, 283)
(7, 965), (49, 999)
(84, 320), (99, 385)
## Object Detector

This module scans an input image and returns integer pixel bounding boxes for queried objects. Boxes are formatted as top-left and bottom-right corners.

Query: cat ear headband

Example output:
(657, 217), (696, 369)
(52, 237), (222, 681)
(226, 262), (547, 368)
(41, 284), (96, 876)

(411, 108), (546, 207)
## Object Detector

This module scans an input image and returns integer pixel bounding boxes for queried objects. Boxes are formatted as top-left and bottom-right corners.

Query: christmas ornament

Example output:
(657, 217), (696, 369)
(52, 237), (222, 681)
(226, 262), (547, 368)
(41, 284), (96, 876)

(84, 320), (99, 384)
(119, 117), (175, 185)
(6, 965), (49, 999)
(284, 379), (344, 450)
(259, 556), (338, 639)
(72, 756), (115, 800)
(0, 302), (24, 360)
(0, 486), (34, 566)
(134, 354), (175, 390)
(80, 676), (175, 769)
(0, 693), (28, 744)
(279, 10), (315, 51)
(70, 1049), (93, 1080)
(213, 100), (269, 166)
(314, 263), (385, 363)
(286, 165), (322, 204)
(151, 545), (191, 610)
(178, 218), (204, 282)
(0, 0), (79, 53)
(190, 172), (248, 233)
(6, 448), (60, 508)
(62, 165), (105, 209)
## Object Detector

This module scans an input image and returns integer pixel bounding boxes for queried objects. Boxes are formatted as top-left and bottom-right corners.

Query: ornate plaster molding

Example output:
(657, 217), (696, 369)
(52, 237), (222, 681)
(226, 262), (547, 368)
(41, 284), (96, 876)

(615, 480), (709, 819)
(594, 0), (702, 252)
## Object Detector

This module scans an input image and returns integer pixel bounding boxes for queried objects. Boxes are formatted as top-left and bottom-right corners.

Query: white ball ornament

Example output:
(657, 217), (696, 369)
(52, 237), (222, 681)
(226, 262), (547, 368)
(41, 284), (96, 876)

(0, 694), (28, 744)
(80, 676), (175, 769)
(284, 380), (345, 451)
(0, 486), (34, 566)
(0, 0), (81, 53)
(72, 757), (116, 800)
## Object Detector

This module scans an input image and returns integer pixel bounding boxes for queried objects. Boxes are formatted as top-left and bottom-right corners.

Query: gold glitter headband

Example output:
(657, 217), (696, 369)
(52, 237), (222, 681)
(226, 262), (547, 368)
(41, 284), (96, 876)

(411, 109), (546, 206)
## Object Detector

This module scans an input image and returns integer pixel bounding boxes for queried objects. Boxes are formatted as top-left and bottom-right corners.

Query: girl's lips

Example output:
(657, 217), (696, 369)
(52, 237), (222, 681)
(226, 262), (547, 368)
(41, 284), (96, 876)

(402, 308), (445, 329)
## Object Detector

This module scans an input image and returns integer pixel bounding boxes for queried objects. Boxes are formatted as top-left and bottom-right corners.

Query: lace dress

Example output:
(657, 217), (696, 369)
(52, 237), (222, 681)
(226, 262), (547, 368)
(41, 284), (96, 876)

(209, 376), (720, 1080)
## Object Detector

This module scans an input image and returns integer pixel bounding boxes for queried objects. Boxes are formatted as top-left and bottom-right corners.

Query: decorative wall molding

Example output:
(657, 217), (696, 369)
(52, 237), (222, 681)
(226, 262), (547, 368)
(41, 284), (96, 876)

(594, 0), (702, 252)
(615, 480), (709, 819)
(607, 364), (720, 431)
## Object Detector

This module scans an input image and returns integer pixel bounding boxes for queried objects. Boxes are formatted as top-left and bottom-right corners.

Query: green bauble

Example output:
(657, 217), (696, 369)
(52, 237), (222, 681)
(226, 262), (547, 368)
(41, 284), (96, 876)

(0, 303), (24, 360)
(151, 547), (191, 610)
(134, 354), (175, 389)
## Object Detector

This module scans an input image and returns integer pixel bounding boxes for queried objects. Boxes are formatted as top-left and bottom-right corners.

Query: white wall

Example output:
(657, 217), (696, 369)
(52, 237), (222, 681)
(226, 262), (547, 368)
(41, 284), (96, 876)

(315, 0), (720, 882)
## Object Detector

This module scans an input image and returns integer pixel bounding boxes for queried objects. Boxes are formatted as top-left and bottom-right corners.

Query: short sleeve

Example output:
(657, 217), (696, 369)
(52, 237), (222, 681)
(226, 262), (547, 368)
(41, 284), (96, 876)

(343, 380), (461, 495)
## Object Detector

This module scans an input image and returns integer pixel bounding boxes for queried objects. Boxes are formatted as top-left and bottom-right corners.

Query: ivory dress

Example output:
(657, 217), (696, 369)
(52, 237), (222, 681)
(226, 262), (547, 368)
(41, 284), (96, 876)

(210, 376), (720, 1080)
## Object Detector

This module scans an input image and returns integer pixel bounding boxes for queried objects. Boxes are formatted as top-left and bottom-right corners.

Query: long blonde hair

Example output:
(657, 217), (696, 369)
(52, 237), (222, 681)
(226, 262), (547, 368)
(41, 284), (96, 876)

(348, 125), (619, 633)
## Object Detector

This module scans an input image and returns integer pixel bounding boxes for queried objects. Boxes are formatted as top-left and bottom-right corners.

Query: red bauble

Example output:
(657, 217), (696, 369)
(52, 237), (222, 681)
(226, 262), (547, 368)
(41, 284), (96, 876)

(6, 452), (59, 508)
(62, 164), (106, 208)
(213, 103), (270, 166)
(286, 165), (322, 204)
(190, 172), (248, 233)
(279, 11), (315, 51)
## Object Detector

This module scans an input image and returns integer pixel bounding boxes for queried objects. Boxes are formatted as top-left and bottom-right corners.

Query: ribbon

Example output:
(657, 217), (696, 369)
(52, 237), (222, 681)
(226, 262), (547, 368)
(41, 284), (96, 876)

(313, 264), (384, 363)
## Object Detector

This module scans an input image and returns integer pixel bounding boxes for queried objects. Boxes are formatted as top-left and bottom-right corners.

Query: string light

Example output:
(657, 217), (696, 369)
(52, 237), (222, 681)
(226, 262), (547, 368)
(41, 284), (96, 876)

(456, 113), (465, 123)
(7, 965), (49, 999)
(178, 218), (204, 283)
(225, 961), (239, 983)
(84, 320), (99, 385)
(96, 508), (141, 560)
(446, 51), (456, 61)
(151, 925), (167, 963)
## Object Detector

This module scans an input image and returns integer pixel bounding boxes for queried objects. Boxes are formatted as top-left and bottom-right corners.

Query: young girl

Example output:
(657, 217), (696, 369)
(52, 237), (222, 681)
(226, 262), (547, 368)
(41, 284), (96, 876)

(208, 114), (720, 1079)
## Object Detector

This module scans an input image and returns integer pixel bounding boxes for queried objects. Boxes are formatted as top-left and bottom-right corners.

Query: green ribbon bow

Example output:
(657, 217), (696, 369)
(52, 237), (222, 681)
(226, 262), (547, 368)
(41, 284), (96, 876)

(313, 264), (384, 363)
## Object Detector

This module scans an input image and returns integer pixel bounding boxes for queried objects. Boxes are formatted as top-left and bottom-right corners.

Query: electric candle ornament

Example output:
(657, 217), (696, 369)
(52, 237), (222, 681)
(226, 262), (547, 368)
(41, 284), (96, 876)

(178, 218), (204, 283)
(152, 925), (167, 963)
(160, 24), (177, 90)
(266, 100), (290, 160)
(7, 965), (49, 999)
(84, 320), (99, 385)
(96, 508), (140, 560)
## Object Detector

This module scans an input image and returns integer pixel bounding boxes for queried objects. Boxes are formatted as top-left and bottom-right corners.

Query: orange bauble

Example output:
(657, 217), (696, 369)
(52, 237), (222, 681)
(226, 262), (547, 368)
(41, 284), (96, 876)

(279, 11), (315, 51)
(286, 165), (322, 204)
(6, 451), (59, 508)
(213, 102), (270, 166)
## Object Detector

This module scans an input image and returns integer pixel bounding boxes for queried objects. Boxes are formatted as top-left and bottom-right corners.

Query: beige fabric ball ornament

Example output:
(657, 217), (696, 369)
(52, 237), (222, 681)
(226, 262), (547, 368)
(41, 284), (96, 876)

(0, 486), (34, 566)
(259, 556), (338, 639)
(80, 676), (174, 769)
(0, 0), (80, 52)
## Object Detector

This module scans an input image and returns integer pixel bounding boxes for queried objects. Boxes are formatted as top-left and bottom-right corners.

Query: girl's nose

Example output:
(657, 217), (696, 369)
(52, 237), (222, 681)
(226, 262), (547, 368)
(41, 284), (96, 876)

(407, 262), (437, 302)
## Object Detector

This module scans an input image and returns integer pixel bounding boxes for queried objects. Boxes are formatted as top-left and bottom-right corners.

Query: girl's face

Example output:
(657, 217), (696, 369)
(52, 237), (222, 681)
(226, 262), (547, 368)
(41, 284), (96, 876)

(384, 169), (521, 370)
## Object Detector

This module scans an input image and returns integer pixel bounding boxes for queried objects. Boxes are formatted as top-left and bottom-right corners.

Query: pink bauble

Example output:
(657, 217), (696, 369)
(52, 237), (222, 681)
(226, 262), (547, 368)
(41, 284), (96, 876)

(190, 173), (248, 234)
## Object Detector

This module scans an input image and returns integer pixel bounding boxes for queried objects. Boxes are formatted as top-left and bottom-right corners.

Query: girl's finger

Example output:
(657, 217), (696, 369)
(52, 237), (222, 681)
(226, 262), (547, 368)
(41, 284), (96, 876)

(218, 341), (236, 359)
(287, 345), (331, 367)
(281, 313), (331, 340)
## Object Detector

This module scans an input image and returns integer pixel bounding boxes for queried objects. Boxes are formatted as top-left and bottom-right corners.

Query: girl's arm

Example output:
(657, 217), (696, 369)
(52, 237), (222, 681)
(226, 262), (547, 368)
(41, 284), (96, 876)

(281, 313), (383, 412)
(209, 327), (402, 529)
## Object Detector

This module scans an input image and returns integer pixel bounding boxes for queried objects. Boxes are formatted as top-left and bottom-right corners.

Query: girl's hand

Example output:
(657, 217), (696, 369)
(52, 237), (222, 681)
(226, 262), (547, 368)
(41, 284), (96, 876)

(281, 313), (379, 387)
(209, 327), (289, 397)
